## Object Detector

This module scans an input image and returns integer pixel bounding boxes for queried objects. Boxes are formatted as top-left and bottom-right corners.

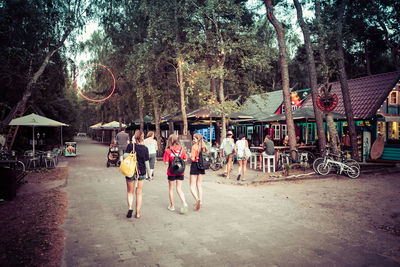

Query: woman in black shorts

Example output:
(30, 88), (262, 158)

(189, 133), (208, 211)
(124, 130), (150, 219)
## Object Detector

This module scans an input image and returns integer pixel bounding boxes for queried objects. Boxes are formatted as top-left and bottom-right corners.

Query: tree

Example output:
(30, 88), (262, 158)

(264, 0), (297, 154)
(336, 0), (359, 160)
(293, 0), (327, 154)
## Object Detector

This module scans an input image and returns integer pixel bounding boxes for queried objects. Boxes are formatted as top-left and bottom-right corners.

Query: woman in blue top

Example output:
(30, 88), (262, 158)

(124, 130), (151, 219)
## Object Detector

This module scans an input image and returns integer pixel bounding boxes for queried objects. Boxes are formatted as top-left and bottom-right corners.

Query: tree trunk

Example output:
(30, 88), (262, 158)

(315, 0), (340, 154)
(293, 0), (326, 154)
(337, 0), (359, 161)
(14, 29), (71, 120)
(217, 49), (226, 144)
(265, 0), (297, 155)
(178, 58), (188, 135)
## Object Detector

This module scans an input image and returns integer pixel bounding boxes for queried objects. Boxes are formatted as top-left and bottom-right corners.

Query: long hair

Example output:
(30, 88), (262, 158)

(135, 130), (144, 143)
(167, 134), (180, 148)
(147, 131), (154, 138)
(193, 133), (208, 152)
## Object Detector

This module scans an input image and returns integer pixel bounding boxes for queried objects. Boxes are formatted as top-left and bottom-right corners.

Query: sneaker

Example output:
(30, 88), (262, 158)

(126, 209), (133, 218)
(180, 204), (188, 214)
(167, 205), (175, 211)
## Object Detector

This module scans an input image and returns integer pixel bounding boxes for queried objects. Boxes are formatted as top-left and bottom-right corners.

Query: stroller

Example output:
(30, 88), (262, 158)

(107, 142), (120, 167)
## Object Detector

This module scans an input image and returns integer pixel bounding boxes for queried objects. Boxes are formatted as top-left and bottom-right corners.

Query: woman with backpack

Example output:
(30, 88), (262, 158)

(124, 130), (151, 219)
(235, 134), (250, 181)
(163, 134), (189, 214)
(189, 133), (209, 211)
(220, 130), (235, 179)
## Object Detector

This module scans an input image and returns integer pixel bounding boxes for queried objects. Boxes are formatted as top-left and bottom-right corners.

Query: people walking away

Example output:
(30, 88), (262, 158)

(144, 131), (158, 180)
(235, 134), (250, 181)
(189, 133), (208, 211)
(220, 130), (235, 178)
(163, 134), (189, 214)
(115, 127), (130, 162)
(124, 130), (151, 219)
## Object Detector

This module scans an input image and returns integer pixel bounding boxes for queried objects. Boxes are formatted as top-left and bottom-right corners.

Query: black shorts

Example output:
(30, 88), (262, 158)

(168, 175), (184, 181)
(190, 161), (205, 175)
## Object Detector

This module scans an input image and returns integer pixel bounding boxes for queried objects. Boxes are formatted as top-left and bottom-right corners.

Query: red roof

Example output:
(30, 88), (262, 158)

(303, 71), (400, 119)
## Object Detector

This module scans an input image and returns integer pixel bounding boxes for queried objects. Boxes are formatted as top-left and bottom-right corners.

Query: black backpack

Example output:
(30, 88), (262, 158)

(197, 151), (211, 170)
(169, 148), (185, 175)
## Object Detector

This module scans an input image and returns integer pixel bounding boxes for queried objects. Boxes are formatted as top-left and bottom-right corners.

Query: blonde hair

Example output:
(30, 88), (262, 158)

(167, 134), (180, 148)
(135, 130), (144, 143)
(193, 133), (208, 152)
(147, 131), (154, 138)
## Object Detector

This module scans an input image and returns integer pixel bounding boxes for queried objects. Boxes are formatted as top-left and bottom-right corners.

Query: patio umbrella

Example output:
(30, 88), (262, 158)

(89, 122), (103, 130)
(9, 113), (69, 155)
(101, 121), (126, 130)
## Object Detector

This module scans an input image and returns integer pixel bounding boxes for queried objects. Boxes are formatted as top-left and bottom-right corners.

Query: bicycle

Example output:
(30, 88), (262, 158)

(313, 147), (360, 175)
(276, 149), (315, 171)
(210, 151), (226, 171)
(316, 155), (360, 178)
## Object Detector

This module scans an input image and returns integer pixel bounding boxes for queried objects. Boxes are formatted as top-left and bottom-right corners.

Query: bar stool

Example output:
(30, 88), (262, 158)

(262, 152), (275, 173)
(249, 153), (258, 169)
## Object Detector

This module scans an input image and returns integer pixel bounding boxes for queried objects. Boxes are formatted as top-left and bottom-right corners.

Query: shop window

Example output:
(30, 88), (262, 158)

(389, 91), (399, 105)
(377, 121), (386, 141)
(281, 124), (287, 138)
(272, 124), (280, 140)
(388, 122), (400, 143)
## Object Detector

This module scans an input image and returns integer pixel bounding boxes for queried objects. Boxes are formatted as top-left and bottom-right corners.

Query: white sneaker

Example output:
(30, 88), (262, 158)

(167, 205), (175, 211)
(180, 204), (188, 214)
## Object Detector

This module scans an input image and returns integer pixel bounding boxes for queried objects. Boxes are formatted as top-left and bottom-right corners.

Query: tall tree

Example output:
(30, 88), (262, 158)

(293, 0), (326, 154)
(336, 0), (359, 160)
(264, 0), (297, 154)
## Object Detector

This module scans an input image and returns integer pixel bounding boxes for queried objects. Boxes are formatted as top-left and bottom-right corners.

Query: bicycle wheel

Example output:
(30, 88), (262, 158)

(210, 161), (222, 171)
(312, 157), (324, 174)
(344, 159), (360, 171)
(317, 162), (331, 175)
(345, 165), (360, 179)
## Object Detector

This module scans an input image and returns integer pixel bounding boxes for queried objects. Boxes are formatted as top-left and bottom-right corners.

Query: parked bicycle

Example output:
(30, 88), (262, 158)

(276, 149), (315, 171)
(210, 150), (226, 171)
(313, 147), (360, 176)
(316, 154), (360, 178)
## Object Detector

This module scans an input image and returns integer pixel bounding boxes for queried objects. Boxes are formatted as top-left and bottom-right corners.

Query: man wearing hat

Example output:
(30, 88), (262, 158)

(220, 130), (235, 178)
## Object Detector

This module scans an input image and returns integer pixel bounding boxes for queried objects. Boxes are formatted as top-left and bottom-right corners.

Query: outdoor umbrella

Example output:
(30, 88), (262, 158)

(89, 122), (103, 130)
(9, 113), (69, 155)
(101, 121), (126, 130)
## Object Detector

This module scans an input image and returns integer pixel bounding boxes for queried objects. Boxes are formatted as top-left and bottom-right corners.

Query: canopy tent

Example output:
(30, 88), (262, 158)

(9, 113), (69, 154)
(125, 115), (154, 131)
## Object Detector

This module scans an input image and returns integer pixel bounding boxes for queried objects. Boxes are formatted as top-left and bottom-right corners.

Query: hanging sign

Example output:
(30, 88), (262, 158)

(316, 92), (338, 112)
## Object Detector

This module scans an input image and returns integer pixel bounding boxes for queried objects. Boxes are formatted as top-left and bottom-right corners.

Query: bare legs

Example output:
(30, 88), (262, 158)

(190, 174), (203, 210)
(225, 156), (233, 178)
(135, 180), (145, 218)
(237, 159), (248, 181)
(168, 180), (187, 212)
(126, 179), (145, 218)
(126, 180), (135, 211)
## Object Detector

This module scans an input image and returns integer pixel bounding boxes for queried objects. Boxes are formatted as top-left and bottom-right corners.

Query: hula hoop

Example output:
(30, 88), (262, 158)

(74, 63), (116, 103)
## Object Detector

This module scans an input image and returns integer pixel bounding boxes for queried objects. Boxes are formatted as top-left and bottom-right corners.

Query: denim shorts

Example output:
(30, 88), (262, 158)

(126, 174), (146, 181)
